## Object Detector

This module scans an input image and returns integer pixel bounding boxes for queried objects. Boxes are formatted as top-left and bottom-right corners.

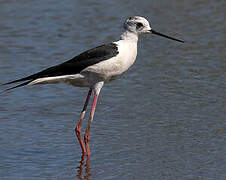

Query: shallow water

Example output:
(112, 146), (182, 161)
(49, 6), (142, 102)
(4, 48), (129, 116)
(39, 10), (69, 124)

(0, 0), (225, 179)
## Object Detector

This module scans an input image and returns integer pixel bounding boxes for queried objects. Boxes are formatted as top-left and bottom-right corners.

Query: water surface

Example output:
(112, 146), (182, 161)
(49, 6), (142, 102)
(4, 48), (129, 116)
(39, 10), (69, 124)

(0, 0), (225, 179)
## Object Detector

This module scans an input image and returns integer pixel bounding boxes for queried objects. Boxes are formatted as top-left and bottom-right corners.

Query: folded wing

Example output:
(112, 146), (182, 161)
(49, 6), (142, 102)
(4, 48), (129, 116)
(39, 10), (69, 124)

(1, 43), (118, 91)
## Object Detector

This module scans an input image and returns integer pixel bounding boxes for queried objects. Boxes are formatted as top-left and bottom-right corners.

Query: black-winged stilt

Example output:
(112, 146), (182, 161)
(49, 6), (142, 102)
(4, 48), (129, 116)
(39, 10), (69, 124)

(1, 16), (184, 155)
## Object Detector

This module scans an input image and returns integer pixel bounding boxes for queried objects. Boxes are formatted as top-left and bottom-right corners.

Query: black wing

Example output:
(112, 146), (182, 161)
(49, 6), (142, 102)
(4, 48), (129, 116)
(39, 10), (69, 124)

(1, 43), (118, 91)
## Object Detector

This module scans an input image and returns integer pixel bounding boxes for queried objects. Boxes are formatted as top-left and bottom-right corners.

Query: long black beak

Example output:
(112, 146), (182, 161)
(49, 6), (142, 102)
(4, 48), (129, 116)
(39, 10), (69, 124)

(150, 29), (184, 43)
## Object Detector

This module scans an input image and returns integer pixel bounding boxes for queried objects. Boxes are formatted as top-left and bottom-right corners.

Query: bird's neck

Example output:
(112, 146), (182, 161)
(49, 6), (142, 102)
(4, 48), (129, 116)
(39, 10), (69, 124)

(120, 31), (138, 42)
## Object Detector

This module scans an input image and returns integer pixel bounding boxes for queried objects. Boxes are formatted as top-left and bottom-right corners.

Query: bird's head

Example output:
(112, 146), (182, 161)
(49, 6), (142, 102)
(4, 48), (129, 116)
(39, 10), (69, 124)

(124, 16), (184, 43)
(124, 16), (151, 35)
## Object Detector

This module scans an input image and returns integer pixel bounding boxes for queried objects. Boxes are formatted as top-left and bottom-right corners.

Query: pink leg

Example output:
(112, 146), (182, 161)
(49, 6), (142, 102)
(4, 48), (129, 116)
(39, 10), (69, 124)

(84, 92), (99, 156)
(75, 88), (92, 155)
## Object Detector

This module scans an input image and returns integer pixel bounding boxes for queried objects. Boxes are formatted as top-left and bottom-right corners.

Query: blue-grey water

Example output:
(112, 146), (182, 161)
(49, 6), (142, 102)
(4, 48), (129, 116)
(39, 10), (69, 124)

(0, 0), (225, 179)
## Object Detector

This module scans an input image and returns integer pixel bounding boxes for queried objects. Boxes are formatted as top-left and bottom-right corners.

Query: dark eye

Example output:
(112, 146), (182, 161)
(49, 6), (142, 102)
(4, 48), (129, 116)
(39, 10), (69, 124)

(136, 22), (143, 29)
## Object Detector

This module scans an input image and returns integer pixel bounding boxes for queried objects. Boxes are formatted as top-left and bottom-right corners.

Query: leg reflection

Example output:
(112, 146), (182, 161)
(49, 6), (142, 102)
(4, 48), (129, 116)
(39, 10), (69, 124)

(84, 155), (91, 179)
(76, 154), (91, 180)
(76, 154), (85, 180)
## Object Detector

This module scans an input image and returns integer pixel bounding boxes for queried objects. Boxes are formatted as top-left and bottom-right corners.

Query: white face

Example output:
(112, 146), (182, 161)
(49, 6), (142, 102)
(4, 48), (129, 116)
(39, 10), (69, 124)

(123, 16), (152, 35)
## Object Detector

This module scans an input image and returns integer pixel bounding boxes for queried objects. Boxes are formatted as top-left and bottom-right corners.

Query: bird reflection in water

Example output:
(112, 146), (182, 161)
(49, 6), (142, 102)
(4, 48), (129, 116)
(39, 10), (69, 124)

(76, 154), (91, 180)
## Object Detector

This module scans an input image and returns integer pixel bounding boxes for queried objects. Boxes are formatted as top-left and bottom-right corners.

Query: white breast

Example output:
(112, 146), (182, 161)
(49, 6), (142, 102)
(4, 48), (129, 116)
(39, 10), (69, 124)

(115, 39), (137, 71)
(81, 40), (137, 83)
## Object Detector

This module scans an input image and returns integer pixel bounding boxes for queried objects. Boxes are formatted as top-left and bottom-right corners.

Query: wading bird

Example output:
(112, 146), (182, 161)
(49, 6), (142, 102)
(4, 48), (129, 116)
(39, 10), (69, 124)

(1, 16), (184, 155)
